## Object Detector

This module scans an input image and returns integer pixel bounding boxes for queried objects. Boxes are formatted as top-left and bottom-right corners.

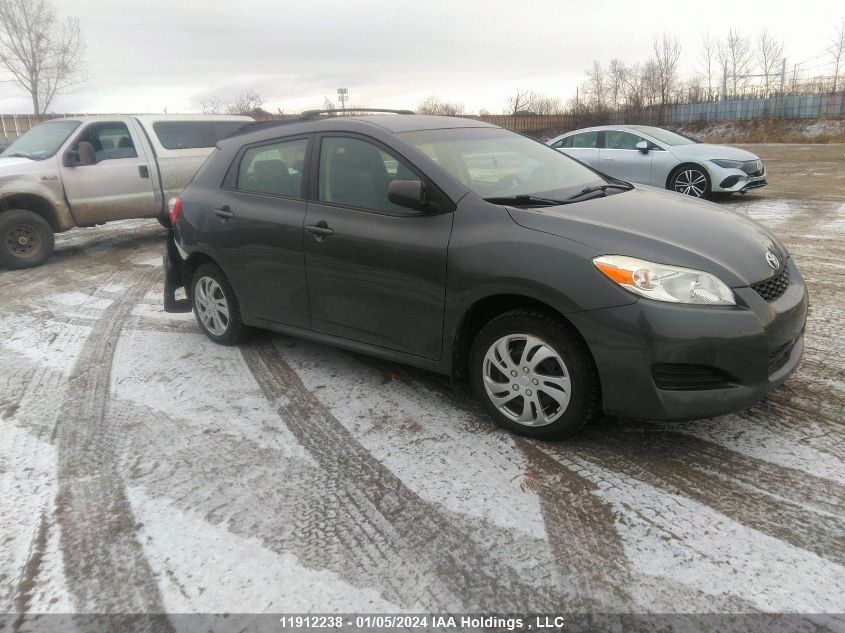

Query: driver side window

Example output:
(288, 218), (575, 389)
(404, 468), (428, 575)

(75, 122), (137, 162)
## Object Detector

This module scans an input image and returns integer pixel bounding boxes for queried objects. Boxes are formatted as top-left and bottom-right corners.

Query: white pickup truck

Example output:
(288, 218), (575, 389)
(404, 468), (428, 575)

(0, 114), (252, 268)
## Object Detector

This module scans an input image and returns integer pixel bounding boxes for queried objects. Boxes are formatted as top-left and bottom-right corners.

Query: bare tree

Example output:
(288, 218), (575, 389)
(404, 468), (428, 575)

(756, 28), (785, 96)
(830, 19), (845, 94)
(200, 96), (225, 114)
(653, 33), (682, 111)
(226, 90), (263, 115)
(533, 94), (565, 114)
(607, 59), (628, 109)
(417, 95), (464, 116)
(506, 89), (539, 114)
(698, 32), (717, 99)
(719, 29), (754, 98)
(583, 61), (607, 111)
(0, 0), (85, 114)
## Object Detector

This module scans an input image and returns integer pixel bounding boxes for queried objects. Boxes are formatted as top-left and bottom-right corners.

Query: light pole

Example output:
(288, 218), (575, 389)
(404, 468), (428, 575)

(337, 88), (348, 114)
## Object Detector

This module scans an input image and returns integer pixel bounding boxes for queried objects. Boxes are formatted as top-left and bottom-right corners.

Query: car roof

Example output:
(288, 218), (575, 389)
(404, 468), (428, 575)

(223, 114), (498, 147)
(560, 124), (666, 135)
(44, 114), (253, 124)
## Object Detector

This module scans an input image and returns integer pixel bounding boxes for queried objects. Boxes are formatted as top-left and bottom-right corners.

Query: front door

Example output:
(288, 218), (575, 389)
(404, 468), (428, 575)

(304, 135), (452, 360)
(597, 130), (653, 184)
(61, 120), (157, 224)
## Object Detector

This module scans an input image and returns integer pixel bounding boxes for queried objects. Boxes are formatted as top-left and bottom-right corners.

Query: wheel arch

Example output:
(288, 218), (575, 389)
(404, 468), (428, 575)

(0, 194), (63, 232)
(665, 161), (710, 191)
(450, 293), (597, 383)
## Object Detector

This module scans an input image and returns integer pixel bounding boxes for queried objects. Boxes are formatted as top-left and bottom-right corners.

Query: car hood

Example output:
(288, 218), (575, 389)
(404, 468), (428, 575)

(0, 156), (37, 172)
(506, 186), (787, 288)
(669, 143), (759, 162)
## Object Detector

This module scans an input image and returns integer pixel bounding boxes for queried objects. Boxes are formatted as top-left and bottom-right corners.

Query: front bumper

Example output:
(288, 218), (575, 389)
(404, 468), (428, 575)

(709, 161), (768, 193)
(568, 258), (808, 421)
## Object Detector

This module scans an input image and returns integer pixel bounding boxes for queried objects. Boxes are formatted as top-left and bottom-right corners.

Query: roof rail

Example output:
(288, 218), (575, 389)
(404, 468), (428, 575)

(228, 108), (415, 138)
(299, 108), (415, 119)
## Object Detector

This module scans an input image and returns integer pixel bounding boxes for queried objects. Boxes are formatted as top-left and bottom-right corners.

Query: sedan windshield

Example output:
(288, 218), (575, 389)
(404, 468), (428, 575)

(0, 120), (81, 160)
(398, 127), (610, 202)
(635, 126), (699, 146)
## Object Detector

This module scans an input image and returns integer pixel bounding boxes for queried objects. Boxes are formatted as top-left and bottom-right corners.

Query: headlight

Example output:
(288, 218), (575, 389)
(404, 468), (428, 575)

(710, 159), (745, 169)
(593, 255), (735, 305)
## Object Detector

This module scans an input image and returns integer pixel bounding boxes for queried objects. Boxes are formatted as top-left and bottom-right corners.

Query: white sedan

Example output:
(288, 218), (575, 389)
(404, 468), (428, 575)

(547, 125), (766, 198)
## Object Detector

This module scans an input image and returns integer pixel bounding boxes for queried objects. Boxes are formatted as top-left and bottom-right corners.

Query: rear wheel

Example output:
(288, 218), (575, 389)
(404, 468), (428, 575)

(469, 310), (600, 440)
(191, 263), (249, 344)
(0, 209), (55, 269)
(669, 165), (711, 198)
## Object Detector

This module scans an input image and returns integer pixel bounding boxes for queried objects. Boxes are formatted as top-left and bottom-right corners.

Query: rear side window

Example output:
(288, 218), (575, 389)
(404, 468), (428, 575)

(236, 138), (308, 198)
(153, 121), (244, 150)
(551, 136), (572, 148)
(570, 132), (598, 148)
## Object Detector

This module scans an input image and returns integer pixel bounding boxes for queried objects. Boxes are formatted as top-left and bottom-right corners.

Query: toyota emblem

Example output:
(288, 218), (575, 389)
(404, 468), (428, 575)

(765, 251), (780, 270)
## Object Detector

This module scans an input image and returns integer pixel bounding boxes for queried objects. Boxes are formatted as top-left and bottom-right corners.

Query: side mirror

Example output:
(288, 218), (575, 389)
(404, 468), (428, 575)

(635, 140), (649, 154)
(63, 141), (96, 167)
(387, 179), (426, 210)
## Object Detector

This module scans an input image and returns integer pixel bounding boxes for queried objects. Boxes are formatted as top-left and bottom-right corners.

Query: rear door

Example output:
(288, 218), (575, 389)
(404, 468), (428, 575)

(209, 135), (311, 328)
(303, 134), (452, 360)
(61, 120), (157, 224)
(557, 131), (600, 167)
(597, 130), (653, 184)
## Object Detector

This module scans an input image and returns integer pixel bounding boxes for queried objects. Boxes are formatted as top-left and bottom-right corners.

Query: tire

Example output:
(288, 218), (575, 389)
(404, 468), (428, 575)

(190, 263), (250, 345)
(0, 209), (55, 270)
(469, 309), (600, 440)
(669, 164), (711, 199)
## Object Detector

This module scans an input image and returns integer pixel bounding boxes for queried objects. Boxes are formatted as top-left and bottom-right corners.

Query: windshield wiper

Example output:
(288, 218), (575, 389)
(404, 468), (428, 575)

(566, 183), (633, 201)
(484, 194), (566, 207)
(3, 152), (32, 159)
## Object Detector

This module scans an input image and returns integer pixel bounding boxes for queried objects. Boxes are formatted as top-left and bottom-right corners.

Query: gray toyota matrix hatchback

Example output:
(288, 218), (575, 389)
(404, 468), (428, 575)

(163, 111), (808, 439)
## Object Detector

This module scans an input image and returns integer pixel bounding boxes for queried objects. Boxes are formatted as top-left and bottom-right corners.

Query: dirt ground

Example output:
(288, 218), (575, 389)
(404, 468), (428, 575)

(1, 144), (843, 630)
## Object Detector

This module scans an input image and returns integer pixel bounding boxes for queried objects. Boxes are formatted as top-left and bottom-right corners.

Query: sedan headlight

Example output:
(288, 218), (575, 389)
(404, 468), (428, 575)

(593, 255), (735, 305)
(710, 159), (745, 169)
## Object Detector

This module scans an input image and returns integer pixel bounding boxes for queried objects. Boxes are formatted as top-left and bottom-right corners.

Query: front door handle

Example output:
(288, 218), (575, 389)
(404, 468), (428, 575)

(139, 165), (150, 178)
(305, 221), (334, 240)
(214, 206), (234, 219)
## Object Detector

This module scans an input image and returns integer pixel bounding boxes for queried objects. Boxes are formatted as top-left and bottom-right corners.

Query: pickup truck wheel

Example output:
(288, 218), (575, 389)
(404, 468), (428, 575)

(191, 263), (249, 345)
(0, 209), (55, 269)
(469, 309), (600, 440)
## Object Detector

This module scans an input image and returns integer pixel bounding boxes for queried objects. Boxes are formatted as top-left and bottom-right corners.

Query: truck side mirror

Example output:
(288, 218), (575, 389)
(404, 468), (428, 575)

(64, 141), (96, 167)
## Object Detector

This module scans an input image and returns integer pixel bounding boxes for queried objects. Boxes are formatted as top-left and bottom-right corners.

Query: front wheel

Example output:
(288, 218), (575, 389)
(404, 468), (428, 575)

(669, 165), (711, 199)
(469, 310), (601, 440)
(0, 209), (55, 269)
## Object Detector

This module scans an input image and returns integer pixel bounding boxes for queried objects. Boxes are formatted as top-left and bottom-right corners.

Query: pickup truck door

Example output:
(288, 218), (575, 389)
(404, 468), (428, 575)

(61, 119), (157, 225)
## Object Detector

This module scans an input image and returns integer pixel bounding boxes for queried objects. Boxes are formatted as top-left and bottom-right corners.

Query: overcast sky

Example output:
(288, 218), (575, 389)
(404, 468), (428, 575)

(0, 0), (840, 115)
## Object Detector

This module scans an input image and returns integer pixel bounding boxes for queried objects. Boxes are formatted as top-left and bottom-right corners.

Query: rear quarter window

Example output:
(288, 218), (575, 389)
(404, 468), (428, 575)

(152, 121), (244, 150)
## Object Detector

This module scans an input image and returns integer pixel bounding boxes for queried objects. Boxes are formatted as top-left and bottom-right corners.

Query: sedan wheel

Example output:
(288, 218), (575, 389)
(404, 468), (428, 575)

(672, 168), (709, 198)
(194, 276), (230, 336)
(482, 334), (572, 426)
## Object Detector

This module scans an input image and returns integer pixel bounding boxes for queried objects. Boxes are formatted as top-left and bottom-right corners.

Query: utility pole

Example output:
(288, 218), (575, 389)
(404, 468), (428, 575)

(780, 58), (786, 93)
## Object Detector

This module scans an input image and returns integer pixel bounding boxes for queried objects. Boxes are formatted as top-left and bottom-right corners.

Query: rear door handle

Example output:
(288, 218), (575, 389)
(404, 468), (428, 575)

(305, 221), (333, 239)
(214, 206), (234, 219)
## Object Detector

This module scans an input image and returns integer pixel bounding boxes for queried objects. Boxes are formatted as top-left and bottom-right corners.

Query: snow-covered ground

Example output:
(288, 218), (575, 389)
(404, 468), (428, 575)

(0, 145), (843, 631)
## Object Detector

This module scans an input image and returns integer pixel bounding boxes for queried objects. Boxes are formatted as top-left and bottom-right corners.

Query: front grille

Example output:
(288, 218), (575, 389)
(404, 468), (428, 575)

(652, 364), (737, 391)
(742, 160), (764, 177)
(751, 267), (790, 302)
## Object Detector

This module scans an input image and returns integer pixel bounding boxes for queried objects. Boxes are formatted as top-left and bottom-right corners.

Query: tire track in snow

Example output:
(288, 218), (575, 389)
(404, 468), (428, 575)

(551, 419), (845, 566)
(241, 336), (566, 611)
(53, 264), (173, 626)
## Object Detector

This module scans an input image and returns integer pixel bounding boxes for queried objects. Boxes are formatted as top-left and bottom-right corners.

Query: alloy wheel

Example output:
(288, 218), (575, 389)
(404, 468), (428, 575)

(673, 169), (708, 197)
(482, 334), (572, 427)
(194, 276), (230, 336)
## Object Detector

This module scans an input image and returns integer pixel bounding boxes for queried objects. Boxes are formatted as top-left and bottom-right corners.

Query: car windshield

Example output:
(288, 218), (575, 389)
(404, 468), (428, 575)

(0, 120), (81, 160)
(637, 127), (699, 146)
(398, 127), (608, 202)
